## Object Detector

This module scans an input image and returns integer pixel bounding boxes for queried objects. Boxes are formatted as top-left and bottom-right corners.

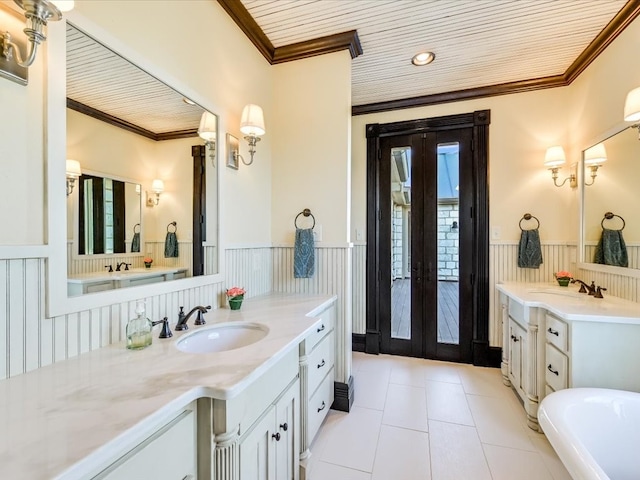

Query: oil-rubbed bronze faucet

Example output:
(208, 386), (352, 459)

(571, 279), (596, 295)
(175, 305), (211, 331)
(594, 286), (607, 299)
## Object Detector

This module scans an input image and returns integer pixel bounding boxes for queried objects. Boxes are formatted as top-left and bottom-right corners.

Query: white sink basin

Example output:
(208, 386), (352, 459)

(176, 322), (269, 354)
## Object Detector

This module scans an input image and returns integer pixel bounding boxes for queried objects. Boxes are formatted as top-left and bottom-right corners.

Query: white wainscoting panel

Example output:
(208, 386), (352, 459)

(576, 267), (640, 302)
(272, 245), (352, 384)
(0, 255), (223, 381)
(224, 247), (273, 299)
(352, 244), (366, 335)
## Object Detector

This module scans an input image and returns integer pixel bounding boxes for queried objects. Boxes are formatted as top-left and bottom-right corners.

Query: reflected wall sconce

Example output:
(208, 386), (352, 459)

(544, 146), (576, 188)
(0, 0), (73, 85)
(147, 179), (164, 206)
(624, 86), (640, 139)
(583, 143), (607, 186)
(237, 103), (265, 166)
(65, 158), (81, 196)
(197, 111), (217, 167)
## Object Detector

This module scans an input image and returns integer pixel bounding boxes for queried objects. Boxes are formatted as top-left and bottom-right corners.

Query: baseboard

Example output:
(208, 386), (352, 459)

(472, 340), (501, 367)
(331, 376), (354, 412)
(352, 333), (365, 352)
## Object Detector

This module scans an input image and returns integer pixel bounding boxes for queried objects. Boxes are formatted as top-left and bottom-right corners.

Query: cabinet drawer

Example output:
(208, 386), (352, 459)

(308, 333), (334, 395)
(545, 315), (568, 352)
(308, 368), (334, 442)
(545, 344), (568, 392)
(306, 312), (334, 351)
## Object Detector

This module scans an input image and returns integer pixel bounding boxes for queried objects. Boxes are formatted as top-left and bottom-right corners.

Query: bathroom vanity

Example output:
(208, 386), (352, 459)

(498, 282), (640, 431)
(0, 293), (336, 480)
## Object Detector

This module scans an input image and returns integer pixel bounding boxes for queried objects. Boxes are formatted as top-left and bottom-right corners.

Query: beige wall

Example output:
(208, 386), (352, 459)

(271, 51), (352, 244)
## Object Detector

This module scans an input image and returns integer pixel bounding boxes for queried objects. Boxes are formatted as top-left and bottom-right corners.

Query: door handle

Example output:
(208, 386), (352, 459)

(411, 262), (422, 282)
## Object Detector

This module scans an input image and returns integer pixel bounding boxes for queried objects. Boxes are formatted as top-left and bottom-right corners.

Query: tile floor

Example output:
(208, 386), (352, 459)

(308, 352), (571, 480)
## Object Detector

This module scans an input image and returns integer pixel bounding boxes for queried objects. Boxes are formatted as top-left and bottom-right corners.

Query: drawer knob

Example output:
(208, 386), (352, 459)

(317, 359), (326, 369)
(547, 327), (559, 336)
(280, 423), (288, 431)
(317, 401), (326, 413)
(317, 324), (325, 333)
(547, 364), (559, 376)
(272, 432), (281, 441)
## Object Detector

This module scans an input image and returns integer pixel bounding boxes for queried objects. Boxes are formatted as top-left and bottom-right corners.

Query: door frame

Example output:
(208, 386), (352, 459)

(364, 110), (494, 366)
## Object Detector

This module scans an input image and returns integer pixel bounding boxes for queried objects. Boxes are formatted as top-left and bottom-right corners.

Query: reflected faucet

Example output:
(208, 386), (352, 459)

(175, 305), (212, 331)
(116, 262), (131, 271)
(571, 279), (596, 295)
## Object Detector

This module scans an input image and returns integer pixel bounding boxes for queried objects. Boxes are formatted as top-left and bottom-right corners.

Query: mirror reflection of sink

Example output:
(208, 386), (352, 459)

(176, 323), (269, 354)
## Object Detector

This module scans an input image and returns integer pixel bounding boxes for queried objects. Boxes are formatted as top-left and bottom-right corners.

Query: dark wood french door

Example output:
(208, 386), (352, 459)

(365, 111), (491, 365)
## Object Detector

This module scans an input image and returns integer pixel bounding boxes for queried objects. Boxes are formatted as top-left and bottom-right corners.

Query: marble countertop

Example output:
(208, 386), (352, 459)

(67, 267), (188, 284)
(496, 282), (640, 324)
(0, 293), (335, 479)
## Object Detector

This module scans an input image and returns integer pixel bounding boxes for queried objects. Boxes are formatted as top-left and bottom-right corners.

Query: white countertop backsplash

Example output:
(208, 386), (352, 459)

(0, 293), (335, 479)
(496, 282), (640, 324)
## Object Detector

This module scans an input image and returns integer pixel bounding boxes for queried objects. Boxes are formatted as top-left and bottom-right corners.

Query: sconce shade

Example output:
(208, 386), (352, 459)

(151, 179), (164, 193)
(51, 0), (75, 11)
(65, 159), (81, 177)
(544, 146), (566, 168)
(240, 104), (265, 136)
(624, 87), (640, 122)
(198, 111), (217, 142)
(584, 143), (607, 165)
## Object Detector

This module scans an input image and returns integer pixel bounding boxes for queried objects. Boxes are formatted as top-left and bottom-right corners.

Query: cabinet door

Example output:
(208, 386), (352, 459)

(508, 319), (525, 393)
(95, 410), (196, 480)
(275, 379), (299, 480)
(240, 407), (277, 480)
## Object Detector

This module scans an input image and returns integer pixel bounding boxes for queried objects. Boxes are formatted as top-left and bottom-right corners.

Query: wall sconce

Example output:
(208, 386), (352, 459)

(237, 103), (265, 166)
(624, 86), (640, 138)
(65, 159), (81, 196)
(544, 146), (576, 188)
(197, 111), (217, 167)
(583, 143), (607, 186)
(0, 0), (72, 85)
(147, 179), (164, 206)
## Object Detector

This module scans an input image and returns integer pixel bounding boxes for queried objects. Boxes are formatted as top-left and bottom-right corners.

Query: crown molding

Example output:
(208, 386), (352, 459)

(216, 0), (274, 62)
(67, 99), (199, 141)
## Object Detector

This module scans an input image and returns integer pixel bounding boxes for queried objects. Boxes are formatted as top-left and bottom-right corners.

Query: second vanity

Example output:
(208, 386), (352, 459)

(0, 293), (337, 480)
(67, 267), (188, 295)
(497, 282), (640, 431)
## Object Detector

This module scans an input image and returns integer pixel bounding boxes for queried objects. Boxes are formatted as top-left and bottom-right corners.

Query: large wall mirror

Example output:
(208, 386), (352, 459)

(580, 124), (640, 273)
(46, 15), (222, 315)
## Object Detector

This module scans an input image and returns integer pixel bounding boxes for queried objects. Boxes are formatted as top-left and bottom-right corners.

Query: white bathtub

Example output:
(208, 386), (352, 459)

(539, 388), (640, 480)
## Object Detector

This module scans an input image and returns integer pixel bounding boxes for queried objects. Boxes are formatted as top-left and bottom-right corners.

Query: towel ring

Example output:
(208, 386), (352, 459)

(133, 223), (141, 234)
(294, 208), (316, 229)
(601, 212), (625, 231)
(519, 213), (540, 231)
(167, 221), (177, 233)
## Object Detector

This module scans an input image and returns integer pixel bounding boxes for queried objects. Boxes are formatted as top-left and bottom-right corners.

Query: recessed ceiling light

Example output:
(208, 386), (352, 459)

(411, 51), (435, 66)
(183, 97), (196, 105)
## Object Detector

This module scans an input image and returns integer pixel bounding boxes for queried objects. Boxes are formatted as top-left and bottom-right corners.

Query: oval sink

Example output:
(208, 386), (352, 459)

(176, 322), (269, 354)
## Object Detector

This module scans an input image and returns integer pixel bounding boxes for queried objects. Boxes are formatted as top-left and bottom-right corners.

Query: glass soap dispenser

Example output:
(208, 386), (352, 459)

(126, 301), (152, 350)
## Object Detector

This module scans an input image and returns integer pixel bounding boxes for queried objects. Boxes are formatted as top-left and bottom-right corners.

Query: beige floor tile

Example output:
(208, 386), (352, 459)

(353, 369), (389, 411)
(311, 461), (372, 480)
(458, 364), (510, 398)
(308, 410), (346, 468)
(372, 425), (430, 480)
(423, 360), (462, 384)
(389, 361), (427, 387)
(353, 353), (394, 377)
(467, 394), (536, 451)
(529, 434), (573, 480)
(320, 406), (383, 472)
(483, 444), (554, 480)
(382, 383), (428, 432)
(426, 380), (474, 426)
(429, 420), (492, 480)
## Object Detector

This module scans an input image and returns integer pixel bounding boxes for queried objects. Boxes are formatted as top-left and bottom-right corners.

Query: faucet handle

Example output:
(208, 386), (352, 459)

(105, 265), (113, 272)
(595, 286), (607, 299)
(194, 305), (211, 326)
(125, 263), (132, 271)
(151, 317), (173, 338)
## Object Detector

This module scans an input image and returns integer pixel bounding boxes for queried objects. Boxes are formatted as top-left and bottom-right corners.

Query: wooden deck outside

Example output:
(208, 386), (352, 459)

(391, 279), (459, 344)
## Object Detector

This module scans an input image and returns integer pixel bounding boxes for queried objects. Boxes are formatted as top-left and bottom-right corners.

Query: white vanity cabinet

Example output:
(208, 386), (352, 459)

(299, 302), (335, 479)
(92, 404), (197, 480)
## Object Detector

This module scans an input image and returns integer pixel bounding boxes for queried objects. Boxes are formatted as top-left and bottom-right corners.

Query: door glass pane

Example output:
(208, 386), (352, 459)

(390, 146), (411, 339)
(437, 142), (460, 345)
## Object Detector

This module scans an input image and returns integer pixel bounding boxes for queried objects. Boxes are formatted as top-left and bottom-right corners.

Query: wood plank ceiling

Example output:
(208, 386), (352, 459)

(239, 0), (632, 113)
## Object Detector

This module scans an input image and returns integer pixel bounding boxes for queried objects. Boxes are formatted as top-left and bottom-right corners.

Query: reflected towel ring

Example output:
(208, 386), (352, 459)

(601, 212), (625, 231)
(167, 221), (177, 233)
(519, 213), (540, 231)
(294, 208), (316, 229)
(133, 223), (141, 234)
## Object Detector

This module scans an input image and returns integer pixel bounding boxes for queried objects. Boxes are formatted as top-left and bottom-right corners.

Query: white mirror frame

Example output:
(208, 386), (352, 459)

(578, 119), (640, 279)
(45, 13), (223, 317)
